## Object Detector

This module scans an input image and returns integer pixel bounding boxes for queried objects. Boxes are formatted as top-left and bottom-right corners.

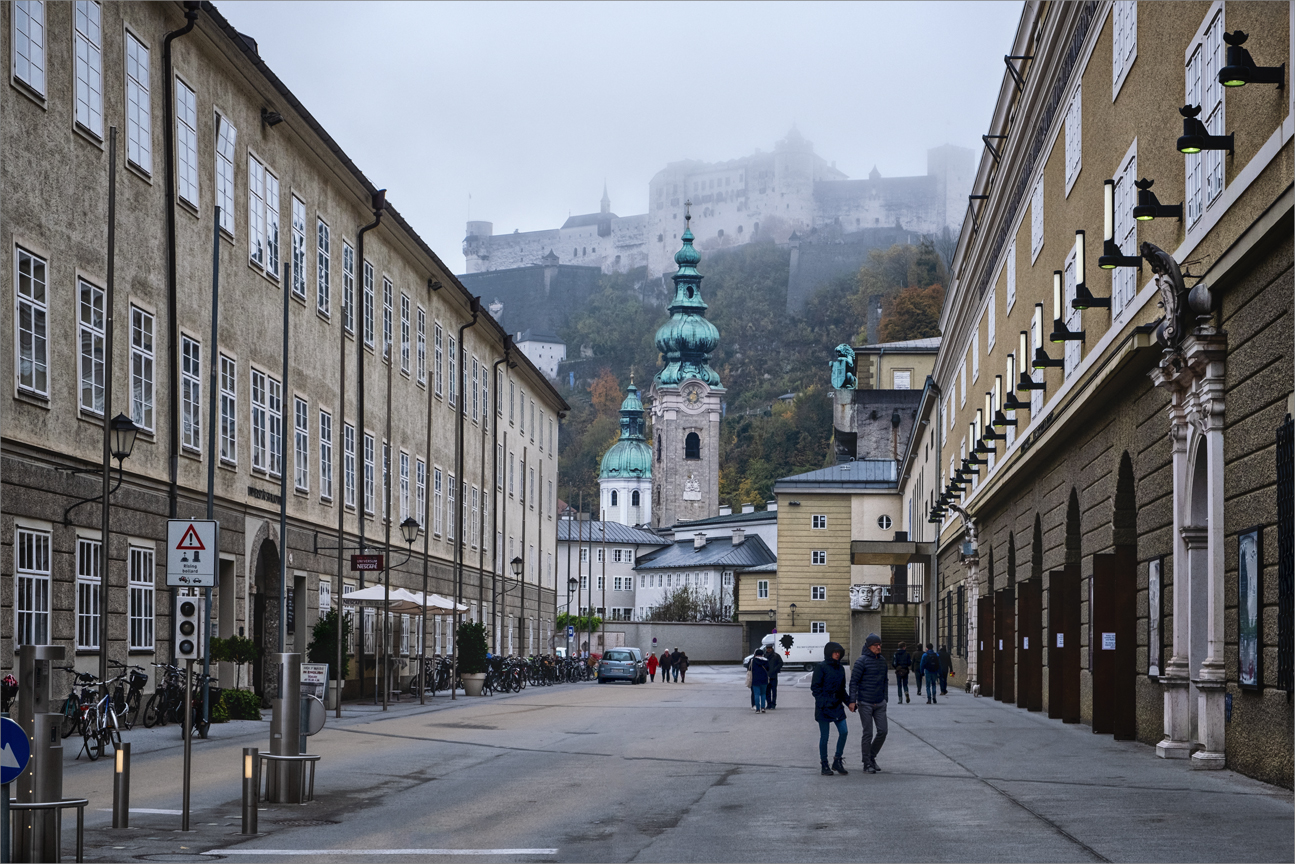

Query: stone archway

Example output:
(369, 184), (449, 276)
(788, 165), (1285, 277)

(251, 536), (281, 699)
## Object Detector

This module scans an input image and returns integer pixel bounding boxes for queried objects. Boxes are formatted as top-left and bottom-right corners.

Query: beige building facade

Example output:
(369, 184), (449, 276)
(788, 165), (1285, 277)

(1, 1), (566, 697)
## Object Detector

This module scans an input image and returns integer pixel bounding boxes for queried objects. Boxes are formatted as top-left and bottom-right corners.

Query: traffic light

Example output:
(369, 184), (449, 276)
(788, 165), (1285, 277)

(176, 594), (201, 661)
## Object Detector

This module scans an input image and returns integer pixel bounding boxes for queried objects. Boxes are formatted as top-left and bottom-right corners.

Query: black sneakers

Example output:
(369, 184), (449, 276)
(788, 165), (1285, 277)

(832, 757), (849, 775)
(821, 762), (835, 776)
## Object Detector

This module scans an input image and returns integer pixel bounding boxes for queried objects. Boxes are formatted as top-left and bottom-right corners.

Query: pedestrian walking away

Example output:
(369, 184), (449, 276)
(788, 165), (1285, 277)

(766, 645), (784, 709)
(671, 647), (682, 681)
(676, 651), (690, 683)
(938, 645), (951, 695)
(659, 649), (673, 683)
(920, 643), (940, 703)
(892, 641), (912, 703)
(646, 651), (659, 682)
(811, 641), (855, 775)
(750, 648), (770, 712)
(849, 632), (889, 773)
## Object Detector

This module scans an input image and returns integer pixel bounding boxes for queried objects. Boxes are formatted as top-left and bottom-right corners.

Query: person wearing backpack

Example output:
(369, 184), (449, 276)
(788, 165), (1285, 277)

(920, 643), (940, 703)
(891, 642), (912, 703)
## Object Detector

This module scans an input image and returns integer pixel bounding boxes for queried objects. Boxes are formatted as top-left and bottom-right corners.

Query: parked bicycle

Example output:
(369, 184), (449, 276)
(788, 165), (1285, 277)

(59, 667), (123, 761)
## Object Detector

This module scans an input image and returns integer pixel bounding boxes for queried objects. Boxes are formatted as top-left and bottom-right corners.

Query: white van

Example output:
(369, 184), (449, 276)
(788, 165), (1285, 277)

(744, 632), (831, 671)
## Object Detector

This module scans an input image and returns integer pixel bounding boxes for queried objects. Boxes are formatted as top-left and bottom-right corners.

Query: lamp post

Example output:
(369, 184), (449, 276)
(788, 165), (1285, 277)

(100, 413), (138, 685)
(566, 576), (578, 657)
(510, 556), (523, 655)
(789, 602), (797, 628)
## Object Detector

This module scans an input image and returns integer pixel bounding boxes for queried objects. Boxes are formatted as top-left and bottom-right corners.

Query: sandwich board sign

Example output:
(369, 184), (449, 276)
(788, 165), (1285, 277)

(167, 519), (219, 587)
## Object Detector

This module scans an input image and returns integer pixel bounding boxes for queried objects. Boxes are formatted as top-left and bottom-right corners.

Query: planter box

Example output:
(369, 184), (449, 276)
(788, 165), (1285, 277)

(461, 672), (486, 697)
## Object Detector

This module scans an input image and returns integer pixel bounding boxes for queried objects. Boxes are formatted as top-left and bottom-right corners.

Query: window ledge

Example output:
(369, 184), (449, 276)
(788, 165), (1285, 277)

(10, 78), (47, 109)
(73, 123), (105, 151)
(126, 160), (153, 185)
(14, 389), (51, 409)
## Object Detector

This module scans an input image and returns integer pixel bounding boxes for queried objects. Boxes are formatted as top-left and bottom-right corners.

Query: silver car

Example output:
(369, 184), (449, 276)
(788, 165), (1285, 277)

(597, 648), (647, 684)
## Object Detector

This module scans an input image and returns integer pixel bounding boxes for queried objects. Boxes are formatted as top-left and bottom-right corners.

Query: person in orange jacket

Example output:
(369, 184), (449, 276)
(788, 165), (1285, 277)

(646, 651), (659, 682)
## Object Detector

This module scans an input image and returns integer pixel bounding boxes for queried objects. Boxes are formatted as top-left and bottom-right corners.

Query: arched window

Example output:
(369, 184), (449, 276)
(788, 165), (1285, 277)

(656, 436), (661, 462)
(631, 490), (640, 507)
(685, 432), (701, 460)
(610, 490), (618, 507)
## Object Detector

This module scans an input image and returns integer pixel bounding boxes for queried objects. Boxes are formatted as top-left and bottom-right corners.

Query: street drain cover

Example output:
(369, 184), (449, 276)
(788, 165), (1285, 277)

(136, 856), (220, 863)
(273, 818), (339, 827)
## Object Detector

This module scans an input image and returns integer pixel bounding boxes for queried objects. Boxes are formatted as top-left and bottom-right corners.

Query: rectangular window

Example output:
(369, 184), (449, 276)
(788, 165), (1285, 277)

(1186, 9), (1225, 226)
(470, 486), (479, 548)
(181, 335), (201, 451)
(811, 621), (827, 634)
(289, 197), (307, 299)
(959, 359), (967, 407)
(362, 261), (375, 347)
(15, 247), (48, 395)
(529, 467), (535, 509)
(130, 306), (154, 430)
(124, 33), (151, 172)
(415, 458), (426, 530)
(434, 323), (444, 396)
(79, 279), (105, 413)
(319, 409), (333, 501)
(220, 354), (237, 463)
(811, 586), (827, 600)
(76, 537), (101, 650)
(128, 546), (154, 650)
(971, 332), (979, 383)
(757, 580), (769, 599)
(15, 528), (51, 646)
(482, 365), (490, 432)
(509, 381), (516, 424)
(497, 370), (504, 416)
(363, 434), (375, 514)
(509, 451), (515, 495)
(317, 218), (332, 313)
(175, 79), (198, 205)
(400, 294), (410, 374)
(343, 423), (356, 508)
(1005, 241), (1017, 312)
(1064, 82), (1082, 195)
(811, 550), (826, 565)
(1064, 249), (1081, 377)
(1030, 178), (1044, 263)
(12, 0), (46, 96)
(294, 397), (309, 492)
(1112, 143), (1139, 318)
(319, 579), (331, 616)
(74, 1), (103, 136)
(416, 307), (426, 384)
(382, 277), (393, 360)
(448, 336), (457, 407)
(986, 288), (996, 351)
(433, 467), (443, 535)
(471, 358), (480, 422)
(812, 514), (827, 529)
(268, 375), (282, 476)
(215, 113), (237, 234)
(400, 452), (410, 522)
(248, 157), (265, 268)
(530, 401), (536, 441)
(496, 444), (503, 489)
(447, 474), (456, 541)
(342, 242), (354, 333)
(1112, 0), (1137, 99)
(1030, 312), (1044, 418)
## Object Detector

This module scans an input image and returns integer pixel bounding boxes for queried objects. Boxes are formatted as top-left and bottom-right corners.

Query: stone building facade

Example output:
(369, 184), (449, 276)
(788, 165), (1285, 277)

(1, 0), (566, 696)
(912, 0), (1292, 788)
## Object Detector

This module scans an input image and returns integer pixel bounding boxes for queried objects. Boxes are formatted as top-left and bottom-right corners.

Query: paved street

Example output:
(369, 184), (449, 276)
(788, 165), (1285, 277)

(58, 665), (1293, 863)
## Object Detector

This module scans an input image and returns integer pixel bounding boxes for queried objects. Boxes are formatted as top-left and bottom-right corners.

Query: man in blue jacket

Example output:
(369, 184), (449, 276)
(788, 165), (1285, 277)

(849, 633), (889, 773)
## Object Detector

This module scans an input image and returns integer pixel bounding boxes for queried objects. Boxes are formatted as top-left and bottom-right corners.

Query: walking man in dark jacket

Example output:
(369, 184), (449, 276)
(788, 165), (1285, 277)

(659, 649), (672, 684)
(766, 646), (784, 709)
(848, 633), (889, 773)
(811, 641), (855, 775)
(920, 644), (940, 703)
(892, 642), (912, 703)
(938, 645), (951, 695)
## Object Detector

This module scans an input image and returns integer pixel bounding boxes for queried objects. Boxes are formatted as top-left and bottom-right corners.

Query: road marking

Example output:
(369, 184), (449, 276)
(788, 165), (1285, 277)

(97, 808), (185, 815)
(205, 850), (558, 857)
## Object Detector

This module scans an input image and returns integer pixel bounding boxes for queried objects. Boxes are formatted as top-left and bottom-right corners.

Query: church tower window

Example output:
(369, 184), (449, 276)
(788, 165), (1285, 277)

(632, 491), (640, 507)
(611, 490), (618, 507)
(685, 432), (701, 460)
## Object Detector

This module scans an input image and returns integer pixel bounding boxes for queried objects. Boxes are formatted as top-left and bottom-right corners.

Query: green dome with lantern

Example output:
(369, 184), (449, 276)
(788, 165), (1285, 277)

(654, 205), (723, 389)
(599, 381), (652, 479)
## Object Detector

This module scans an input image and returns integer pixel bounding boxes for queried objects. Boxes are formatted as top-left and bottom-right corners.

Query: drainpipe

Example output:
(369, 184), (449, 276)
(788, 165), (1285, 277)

(355, 189), (385, 698)
(490, 340), (512, 652)
(452, 298), (481, 698)
(163, 1), (200, 521)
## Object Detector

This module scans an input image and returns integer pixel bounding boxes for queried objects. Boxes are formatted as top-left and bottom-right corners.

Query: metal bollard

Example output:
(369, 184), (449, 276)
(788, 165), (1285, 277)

(241, 748), (258, 835)
(112, 743), (130, 829)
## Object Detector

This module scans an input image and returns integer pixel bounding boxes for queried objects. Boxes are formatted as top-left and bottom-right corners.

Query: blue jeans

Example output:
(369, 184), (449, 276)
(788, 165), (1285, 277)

(672, 667), (679, 681)
(818, 718), (848, 762)
(752, 683), (767, 710)
(925, 670), (939, 698)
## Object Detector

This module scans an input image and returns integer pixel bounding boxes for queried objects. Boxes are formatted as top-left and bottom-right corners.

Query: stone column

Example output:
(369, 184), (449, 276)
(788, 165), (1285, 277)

(1156, 390), (1193, 758)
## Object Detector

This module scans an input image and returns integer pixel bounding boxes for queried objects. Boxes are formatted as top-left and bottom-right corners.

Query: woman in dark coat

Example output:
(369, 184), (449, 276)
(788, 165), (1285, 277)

(750, 649), (770, 712)
(659, 649), (672, 684)
(676, 651), (690, 683)
(811, 641), (855, 775)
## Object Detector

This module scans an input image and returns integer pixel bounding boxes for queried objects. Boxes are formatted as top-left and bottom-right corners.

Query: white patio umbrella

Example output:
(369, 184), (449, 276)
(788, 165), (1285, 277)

(341, 584), (426, 613)
(412, 591), (469, 613)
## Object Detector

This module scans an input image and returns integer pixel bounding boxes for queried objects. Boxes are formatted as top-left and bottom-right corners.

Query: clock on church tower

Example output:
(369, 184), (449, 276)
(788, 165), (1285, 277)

(648, 204), (724, 530)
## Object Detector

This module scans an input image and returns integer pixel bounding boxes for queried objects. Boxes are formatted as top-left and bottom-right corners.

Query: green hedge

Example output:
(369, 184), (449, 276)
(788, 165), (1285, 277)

(220, 688), (262, 721)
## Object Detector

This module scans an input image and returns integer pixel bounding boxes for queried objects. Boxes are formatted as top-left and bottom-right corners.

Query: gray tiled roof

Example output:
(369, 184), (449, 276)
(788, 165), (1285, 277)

(557, 520), (668, 546)
(670, 508), (776, 530)
(856, 337), (941, 351)
(634, 534), (776, 571)
(774, 459), (898, 490)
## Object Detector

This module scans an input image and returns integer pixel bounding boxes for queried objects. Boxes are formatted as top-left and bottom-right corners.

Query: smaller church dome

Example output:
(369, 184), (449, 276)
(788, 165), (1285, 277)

(600, 382), (652, 479)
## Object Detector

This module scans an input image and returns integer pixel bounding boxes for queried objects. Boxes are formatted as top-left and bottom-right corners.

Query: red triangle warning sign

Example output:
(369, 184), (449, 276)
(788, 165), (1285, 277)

(176, 524), (206, 551)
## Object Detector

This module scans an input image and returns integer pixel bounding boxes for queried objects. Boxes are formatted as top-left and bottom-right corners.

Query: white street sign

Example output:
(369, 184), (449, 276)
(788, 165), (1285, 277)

(167, 519), (219, 587)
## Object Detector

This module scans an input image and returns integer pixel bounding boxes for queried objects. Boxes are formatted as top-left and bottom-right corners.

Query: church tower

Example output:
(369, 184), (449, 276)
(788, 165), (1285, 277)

(649, 204), (723, 530)
(598, 380), (652, 526)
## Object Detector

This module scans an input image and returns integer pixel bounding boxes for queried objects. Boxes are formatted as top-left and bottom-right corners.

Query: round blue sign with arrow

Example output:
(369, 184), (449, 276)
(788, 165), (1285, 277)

(1, 716), (32, 785)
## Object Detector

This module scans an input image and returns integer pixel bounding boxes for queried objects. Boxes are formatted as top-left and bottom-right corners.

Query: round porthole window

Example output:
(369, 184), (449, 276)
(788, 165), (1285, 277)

(877, 515), (893, 531)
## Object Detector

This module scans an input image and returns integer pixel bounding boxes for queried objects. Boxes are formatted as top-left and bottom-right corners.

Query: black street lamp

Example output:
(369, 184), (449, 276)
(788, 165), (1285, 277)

(399, 516), (420, 547)
(510, 556), (524, 578)
(109, 413), (139, 462)
(789, 602), (797, 627)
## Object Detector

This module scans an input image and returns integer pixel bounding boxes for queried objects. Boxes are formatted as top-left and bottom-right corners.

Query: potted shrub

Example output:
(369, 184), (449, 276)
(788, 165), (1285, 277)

(457, 620), (489, 696)
(307, 610), (352, 708)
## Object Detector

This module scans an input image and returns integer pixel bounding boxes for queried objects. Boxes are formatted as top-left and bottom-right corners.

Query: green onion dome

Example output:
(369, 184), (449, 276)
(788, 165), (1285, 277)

(653, 207), (722, 389)
(599, 382), (652, 479)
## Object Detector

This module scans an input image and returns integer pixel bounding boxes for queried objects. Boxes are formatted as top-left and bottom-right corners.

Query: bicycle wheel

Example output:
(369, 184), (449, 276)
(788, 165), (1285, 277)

(84, 709), (101, 761)
(142, 692), (164, 728)
(102, 711), (122, 756)
(60, 696), (80, 739)
(122, 690), (142, 730)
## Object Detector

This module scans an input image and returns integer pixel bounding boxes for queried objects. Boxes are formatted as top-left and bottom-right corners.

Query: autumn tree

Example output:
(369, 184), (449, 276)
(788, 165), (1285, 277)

(589, 367), (623, 418)
(878, 283), (945, 343)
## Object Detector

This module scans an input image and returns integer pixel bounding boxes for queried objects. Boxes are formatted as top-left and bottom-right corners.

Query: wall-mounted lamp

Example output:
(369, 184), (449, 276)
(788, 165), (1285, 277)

(261, 107), (284, 127)
(1219, 31), (1285, 88)
(1132, 178), (1182, 222)
(973, 415), (995, 454)
(1015, 333), (1046, 391)
(788, 500), (801, 506)
(982, 396), (1005, 440)
(789, 602), (797, 626)
(1031, 306), (1065, 369)
(1097, 183), (1142, 272)
(992, 376), (1018, 426)
(1050, 273), (1085, 342)
(1177, 104), (1233, 155)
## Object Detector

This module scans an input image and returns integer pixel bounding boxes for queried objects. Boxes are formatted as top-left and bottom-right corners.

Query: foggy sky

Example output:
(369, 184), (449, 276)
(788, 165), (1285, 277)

(219, 1), (1022, 274)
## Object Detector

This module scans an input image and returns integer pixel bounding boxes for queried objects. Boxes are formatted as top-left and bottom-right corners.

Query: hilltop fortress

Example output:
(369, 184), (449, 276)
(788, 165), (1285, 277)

(462, 128), (974, 279)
